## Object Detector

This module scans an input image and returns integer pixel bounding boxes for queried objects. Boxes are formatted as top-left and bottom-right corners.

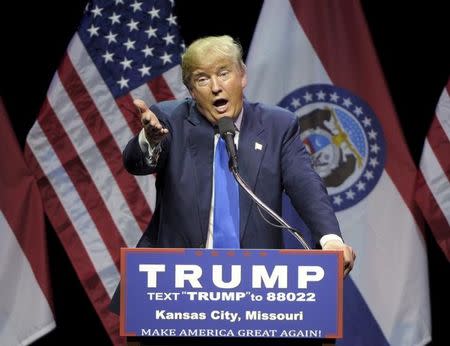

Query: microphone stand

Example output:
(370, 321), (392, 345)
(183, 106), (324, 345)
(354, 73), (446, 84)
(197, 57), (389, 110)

(230, 166), (311, 250)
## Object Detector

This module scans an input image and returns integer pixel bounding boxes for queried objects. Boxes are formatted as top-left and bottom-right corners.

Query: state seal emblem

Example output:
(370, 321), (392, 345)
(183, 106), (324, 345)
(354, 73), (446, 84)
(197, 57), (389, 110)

(278, 84), (386, 211)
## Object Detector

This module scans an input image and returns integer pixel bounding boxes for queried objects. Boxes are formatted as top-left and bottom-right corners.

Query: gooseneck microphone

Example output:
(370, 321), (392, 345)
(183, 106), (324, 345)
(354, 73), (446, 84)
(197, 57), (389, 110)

(216, 117), (310, 250)
(217, 117), (238, 171)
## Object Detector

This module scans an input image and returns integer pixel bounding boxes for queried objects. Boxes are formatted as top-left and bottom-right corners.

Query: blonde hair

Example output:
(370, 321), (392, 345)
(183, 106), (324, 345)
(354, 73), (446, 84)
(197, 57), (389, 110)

(181, 35), (245, 89)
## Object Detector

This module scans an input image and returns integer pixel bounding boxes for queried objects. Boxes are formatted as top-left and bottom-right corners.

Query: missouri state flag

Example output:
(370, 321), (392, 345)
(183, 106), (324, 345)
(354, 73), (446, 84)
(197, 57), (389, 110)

(245, 1), (431, 345)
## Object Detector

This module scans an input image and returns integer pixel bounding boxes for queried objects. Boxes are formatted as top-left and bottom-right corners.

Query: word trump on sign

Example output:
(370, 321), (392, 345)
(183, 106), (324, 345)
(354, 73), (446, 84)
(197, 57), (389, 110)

(139, 264), (325, 289)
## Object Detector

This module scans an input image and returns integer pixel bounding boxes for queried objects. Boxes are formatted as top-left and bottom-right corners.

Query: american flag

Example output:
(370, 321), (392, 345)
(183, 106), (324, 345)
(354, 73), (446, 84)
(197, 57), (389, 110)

(415, 77), (450, 261)
(24, 0), (188, 343)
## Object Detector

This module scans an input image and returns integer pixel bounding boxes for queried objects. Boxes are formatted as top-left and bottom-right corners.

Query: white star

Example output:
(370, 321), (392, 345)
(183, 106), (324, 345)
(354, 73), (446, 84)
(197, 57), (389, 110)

(141, 45), (154, 57)
(163, 33), (175, 45)
(130, 0), (143, 12)
(368, 129), (377, 140)
(160, 52), (173, 64)
(354, 106), (363, 116)
(145, 26), (158, 39)
(356, 181), (366, 191)
(362, 116), (372, 127)
(316, 90), (326, 100)
(345, 190), (355, 200)
(126, 19), (139, 32)
(102, 51), (114, 63)
(115, 0), (124, 5)
(290, 98), (301, 108)
(109, 12), (121, 25)
(123, 38), (136, 51)
(104, 31), (117, 44)
(138, 64), (151, 77)
(166, 13), (177, 26)
(370, 143), (380, 154)
(148, 6), (160, 19)
(329, 92), (339, 102)
(364, 170), (374, 180)
(117, 76), (129, 89)
(119, 57), (133, 70)
(342, 97), (352, 108)
(87, 24), (100, 37)
(303, 92), (313, 102)
(91, 5), (103, 17)
(333, 195), (343, 206)
(369, 157), (379, 168)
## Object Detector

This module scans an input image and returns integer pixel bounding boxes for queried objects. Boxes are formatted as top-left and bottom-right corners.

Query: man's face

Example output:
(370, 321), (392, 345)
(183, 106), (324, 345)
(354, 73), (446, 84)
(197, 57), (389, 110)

(189, 57), (247, 124)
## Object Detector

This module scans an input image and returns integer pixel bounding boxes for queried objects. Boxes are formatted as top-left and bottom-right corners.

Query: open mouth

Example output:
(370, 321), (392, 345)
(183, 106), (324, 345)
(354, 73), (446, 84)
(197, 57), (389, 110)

(213, 99), (228, 113)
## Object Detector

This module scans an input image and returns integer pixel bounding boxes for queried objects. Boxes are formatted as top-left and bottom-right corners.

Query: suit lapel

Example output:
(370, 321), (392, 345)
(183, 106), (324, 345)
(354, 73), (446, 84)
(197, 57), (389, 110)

(238, 102), (266, 240)
(186, 104), (215, 245)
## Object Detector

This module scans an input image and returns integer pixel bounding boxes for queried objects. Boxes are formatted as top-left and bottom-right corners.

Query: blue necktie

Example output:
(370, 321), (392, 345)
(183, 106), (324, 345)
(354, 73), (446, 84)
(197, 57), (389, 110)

(213, 138), (240, 248)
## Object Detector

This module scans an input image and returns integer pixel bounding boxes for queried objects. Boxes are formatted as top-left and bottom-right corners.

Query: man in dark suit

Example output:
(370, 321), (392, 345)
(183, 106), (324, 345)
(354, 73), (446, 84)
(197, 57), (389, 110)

(114, 35), (355, 345)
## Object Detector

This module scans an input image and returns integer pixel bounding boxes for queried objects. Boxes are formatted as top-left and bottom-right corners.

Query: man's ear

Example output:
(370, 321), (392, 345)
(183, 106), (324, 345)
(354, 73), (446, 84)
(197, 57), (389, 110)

(241, 64), (248, 88)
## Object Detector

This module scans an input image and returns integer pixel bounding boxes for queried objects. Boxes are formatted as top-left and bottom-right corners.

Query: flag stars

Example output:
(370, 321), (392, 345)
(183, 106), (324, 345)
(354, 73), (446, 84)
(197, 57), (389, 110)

(329, 92), (339, 102)
(166, 13), (177, 26)
(316, 90), (326, 100)
(102, 51), (114, 63)
(362, 116), (372, 127)
(130, 0), (143, 12)
(115, 0), (124, 5)
(119, 57), (133, 70)
(356, 181), (366, 191)
(333, 195), (343, 206)
(160, 52), (172, 64)
(345, 190), (355, 200)
(290, 98), (301, 109)
(117, 76), (129, 89)
(364, 170), (374, 180)
(138, 64), (151, 77)
(145, 26), (158, 39)
(369, 157), (379, 168)
(141, 45), (154, 57)
(368, 129), (377, 140)
(91, 5), (103, 17)
(104, 31), (118, 44)
(163, 33), (175, 45)
(303, 92), (313, 102)
(123, 38), (136, 51)
(148, 6), (160, 19)
(126, 19), (139, 32)
(370, 143), (380, 154)
(342, 97), (352, 108)
(87, 24), (100, 37)
(354, 106), (363, 116)
(108, 12), (121, 25)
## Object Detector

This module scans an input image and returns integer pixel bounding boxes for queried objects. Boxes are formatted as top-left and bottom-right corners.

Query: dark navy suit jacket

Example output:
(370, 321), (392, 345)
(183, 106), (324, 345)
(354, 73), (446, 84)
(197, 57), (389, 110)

(110, 98), (341, 313)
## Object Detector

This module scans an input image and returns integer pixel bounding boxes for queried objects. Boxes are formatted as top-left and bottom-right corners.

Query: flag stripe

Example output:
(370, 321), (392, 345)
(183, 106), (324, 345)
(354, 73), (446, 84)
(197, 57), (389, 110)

(68, 34), (156, 213)
(289, 0), (420, 218)
(25, 122), (120, 294)
(23, 146), (122, 344)
(38, 94), (129, 257)
(1, 99), (55, 345)
(426, 115), (450, 182)
(58, 54), (151, 232)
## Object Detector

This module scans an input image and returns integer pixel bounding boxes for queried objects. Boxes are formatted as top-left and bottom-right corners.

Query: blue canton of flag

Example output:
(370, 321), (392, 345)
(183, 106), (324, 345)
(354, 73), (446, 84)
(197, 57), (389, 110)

(78, 0), (185, 97)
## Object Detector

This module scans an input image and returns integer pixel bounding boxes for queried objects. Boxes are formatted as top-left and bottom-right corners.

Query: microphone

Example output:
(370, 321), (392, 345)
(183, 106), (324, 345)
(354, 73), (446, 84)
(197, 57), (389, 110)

(216, 116), (310, 249)
(217, 117), (238, 171)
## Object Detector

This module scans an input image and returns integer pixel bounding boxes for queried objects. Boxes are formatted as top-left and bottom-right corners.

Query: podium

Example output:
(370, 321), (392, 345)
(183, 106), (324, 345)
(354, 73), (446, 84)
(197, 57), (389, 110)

(120, 248), (342, 346)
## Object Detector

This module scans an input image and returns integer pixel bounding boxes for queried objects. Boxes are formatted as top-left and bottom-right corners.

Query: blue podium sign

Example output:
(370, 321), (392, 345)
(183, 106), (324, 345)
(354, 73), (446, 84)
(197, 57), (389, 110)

(120, 248), (343, 339)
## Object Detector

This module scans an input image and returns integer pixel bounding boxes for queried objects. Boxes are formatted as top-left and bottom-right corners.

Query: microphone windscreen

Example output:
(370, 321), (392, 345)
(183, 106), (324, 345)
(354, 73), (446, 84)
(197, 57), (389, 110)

(217, 117), (235, 137)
